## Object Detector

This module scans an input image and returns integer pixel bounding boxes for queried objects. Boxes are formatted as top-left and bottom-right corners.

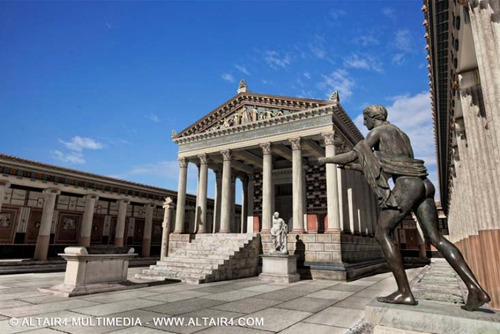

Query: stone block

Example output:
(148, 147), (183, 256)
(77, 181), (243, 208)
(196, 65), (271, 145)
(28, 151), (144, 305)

(316, 252), (332, 263)
(302, 234), (317, 242)
(259, 254), (300, 283)
(324, 243), (340, 251)
(305, 252), (317, 262)
(307, 243), (324, 251)
(316, 234), (332, 243)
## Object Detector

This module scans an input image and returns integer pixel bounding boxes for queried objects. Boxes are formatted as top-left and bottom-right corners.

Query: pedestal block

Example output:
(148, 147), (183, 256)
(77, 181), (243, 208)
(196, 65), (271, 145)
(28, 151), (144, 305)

(259, 254), (300, 283)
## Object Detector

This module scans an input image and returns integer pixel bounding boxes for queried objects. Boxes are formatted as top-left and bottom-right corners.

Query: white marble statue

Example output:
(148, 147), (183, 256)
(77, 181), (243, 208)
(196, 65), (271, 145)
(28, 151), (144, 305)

(270, 212), (288, 254)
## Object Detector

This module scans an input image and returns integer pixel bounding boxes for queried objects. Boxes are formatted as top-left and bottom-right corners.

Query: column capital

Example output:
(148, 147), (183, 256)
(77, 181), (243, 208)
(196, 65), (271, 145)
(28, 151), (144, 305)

(221, 150), (232, 161)
(198, 153), (208, 164)
(321, 131), (336, 145)
(163, 196), (175, 210)
(458, 69), (480, 91)
(289, 137), (302, 150)
(178, 157), (188, 168)
(260, 142), (272, 155)
(84, 194), (99, 200)
(118, 198), (130, 205)
(43, 188), (61, 195)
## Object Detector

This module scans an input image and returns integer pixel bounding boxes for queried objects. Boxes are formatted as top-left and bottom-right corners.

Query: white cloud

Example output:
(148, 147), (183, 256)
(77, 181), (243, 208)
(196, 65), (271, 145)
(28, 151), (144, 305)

(221, 73), (234, 82)
(309, 35), (328, 60)
(354, 92), (438, 191)
(235, 65), (250, 75)
(394, 30), (412, 53)
(261, 79), (273, 85)
(392, 53), (405, 65)
(353, 34), (380, 47)
(148, 114), (160, 122)
(264, 50), (291, 69)
(329, 9), (346, 21)
(53, 150), (85, 164)
(59, 136), (103, 152)
(318, 69), (355, 100)
(382, 7), (396, 20)
(343, 54), (383, 73)
(303, 72), (311, 79)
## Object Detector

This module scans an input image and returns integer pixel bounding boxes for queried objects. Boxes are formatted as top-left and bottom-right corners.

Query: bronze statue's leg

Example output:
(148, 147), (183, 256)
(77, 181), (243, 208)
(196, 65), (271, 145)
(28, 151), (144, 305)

(374, 177), (425, 306)
(414, 198), (491, 311)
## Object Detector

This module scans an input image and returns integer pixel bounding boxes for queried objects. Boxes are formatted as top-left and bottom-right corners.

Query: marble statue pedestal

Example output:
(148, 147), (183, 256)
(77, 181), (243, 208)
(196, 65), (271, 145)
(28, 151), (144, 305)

(39, 247), (146, 297)
(259, 254), (300, 283)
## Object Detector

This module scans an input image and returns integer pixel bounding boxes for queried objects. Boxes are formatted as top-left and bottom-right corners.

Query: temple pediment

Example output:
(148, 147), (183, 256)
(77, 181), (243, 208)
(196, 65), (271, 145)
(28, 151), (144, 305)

(173, 92), (334, 139)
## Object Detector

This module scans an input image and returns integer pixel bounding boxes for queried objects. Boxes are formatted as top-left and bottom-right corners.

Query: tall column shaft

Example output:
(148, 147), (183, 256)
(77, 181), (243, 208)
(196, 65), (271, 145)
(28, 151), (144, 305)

(213, 170), (222, 233)
(322, 132), (341, 232)
(261, 143), (272, 233)
(114, 199), (130, 246)
(79, 194), (99, 247)
(247, 175), (255, 233)
(230, 176), (236, 232)
(142, 204), (154, 257)
(241, 177), (248, 233)
(34, 188), (60, 261)
(220, 150), (232, 233)
(197, 154), (208, 233)
(289, 138), (304, 233)
(160, 197), (175, 260)
(174, 158), (188, 233)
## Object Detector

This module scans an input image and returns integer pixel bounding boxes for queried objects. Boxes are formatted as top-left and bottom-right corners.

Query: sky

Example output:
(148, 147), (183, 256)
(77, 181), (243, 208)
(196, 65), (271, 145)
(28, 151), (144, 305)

(0, 1), (437, 203)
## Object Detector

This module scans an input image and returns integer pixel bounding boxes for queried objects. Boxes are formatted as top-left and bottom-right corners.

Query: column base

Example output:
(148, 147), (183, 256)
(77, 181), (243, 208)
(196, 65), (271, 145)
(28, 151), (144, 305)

(79, 236), (91, 247)
(218, 229), (231, 233)
(260, 229), (270, 234)
(34, 235), (50, 261)
(325, 228), (341, 234)
(172, 230), (183, 234)
(292, 229), (305, 234)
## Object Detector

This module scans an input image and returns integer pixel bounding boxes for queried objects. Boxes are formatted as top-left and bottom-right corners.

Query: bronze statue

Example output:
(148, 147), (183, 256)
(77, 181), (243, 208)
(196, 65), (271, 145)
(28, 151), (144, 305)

(318, 105), (490, 311)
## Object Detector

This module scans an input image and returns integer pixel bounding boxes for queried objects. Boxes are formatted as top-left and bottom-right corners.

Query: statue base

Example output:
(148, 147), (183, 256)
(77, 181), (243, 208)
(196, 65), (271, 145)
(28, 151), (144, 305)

(259, 254), (300, 283)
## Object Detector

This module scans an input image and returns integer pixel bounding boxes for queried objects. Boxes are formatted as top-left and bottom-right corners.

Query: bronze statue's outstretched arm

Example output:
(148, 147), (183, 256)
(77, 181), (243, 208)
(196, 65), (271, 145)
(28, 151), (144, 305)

(318, 150), (357, 166)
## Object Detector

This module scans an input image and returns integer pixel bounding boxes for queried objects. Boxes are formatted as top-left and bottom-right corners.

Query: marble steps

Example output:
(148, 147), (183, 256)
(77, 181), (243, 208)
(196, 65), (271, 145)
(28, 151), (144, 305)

(136, 233), (260, 284)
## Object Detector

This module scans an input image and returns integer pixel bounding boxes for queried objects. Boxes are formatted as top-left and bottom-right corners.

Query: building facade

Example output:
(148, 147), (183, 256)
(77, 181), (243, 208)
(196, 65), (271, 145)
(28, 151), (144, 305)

(0, 154), (217, 260)
(424, 0), (500, 309)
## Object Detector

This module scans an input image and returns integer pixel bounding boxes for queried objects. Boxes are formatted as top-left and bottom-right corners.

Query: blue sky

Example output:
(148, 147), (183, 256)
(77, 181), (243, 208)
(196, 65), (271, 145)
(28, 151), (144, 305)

(0, 1), (436, 203)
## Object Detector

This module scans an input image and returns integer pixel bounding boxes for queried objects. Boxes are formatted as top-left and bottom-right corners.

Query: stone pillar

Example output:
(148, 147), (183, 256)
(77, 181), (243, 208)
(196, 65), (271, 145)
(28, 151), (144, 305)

(174, 157), (188, 233)
(142, 203), (154, 257)
(79, 194), (99, 247)
(289, 138), (305, 233)
(0, 181), (11, 213)
(160, 197), (175, 261)
(197, 154), (208, 233)
(34, 188), (60, 261)
(322, 132), (341, 232)
(346, 172), (355, 234)
(247, 174), (255, 233)
(212, 170), (222, 233)
(260, 143), (272, 233)
(194, 163), (201, 233)
(241, 176), (248, 233)
(220, 150), (232, 233)
(114, 199), (130, 247)
(231, 176), (236, 232)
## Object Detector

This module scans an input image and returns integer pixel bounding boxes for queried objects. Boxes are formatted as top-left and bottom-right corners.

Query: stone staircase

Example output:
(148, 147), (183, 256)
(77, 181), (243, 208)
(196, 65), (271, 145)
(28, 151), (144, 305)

(136, 233), (261, 284)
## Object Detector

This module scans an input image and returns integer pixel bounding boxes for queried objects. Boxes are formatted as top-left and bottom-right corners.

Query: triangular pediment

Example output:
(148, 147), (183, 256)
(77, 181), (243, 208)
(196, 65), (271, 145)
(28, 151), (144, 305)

(173, 92), (333, 139)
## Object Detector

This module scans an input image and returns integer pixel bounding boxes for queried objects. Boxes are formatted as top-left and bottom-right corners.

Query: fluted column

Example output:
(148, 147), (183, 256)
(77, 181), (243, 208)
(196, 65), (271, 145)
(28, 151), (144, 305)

(322, 132), (341, 232)
(79, 194), (99, 247)
(241, 176), (248, 233)
(114, 199), (130, 246)
(0, 181), (10, 213)
(346, 172), (355, 234)
(289, 138), (305, 233)
(260, 143), (272, 233)
(142, 203), (154, 257)
(174, 157), (188, 233)
(231, 176), (236, 232)
(212, 170), (222, 233)
(160, 197), (175, 260)
(197, 154), (208, 233)
(34, 188), (60, 261)
(220, 150), (232, 233)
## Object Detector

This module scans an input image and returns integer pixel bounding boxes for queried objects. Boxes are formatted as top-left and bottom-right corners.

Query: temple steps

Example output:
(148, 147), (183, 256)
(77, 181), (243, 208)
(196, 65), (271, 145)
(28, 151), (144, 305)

(136, 233), (260, 284)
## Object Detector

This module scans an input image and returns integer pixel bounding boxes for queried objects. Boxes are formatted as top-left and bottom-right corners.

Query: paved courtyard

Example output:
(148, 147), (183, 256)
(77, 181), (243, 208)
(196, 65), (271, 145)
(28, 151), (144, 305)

(0, 267), (424, 334)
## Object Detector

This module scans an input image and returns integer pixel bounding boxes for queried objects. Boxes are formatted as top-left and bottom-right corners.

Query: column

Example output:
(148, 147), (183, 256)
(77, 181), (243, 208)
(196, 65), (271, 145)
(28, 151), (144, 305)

(219, 150), (232, 233)
(289, 138), (305, 233)
(212, 170), (222, 233)
(246, 174), (255, 233)
(194, 163), (201, 233)
(197, 154), (208, 233)
(241, 176), (248, 233)
(230, 176), (236, 232)
(142, 203), (154, 257)
(79, 194), (99, 247)
(34, 188), (60, 261)
(260, 143), (272, 233)
(114, 199), (130, 246)
(322, 132), (341, 232)
(0, 181), (10, 213)
(346, 172), (356, 234)
(174, 157), (188, 233)
(160, 197), (175, 260)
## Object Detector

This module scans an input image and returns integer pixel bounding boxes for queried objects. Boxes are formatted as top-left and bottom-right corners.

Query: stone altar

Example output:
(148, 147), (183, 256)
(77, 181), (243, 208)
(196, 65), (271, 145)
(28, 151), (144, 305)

(38, 246), (145, 297)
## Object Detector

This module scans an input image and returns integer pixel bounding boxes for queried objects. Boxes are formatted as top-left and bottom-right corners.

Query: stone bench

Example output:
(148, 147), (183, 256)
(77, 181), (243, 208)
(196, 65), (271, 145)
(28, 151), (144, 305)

(38, 246), (146, 297)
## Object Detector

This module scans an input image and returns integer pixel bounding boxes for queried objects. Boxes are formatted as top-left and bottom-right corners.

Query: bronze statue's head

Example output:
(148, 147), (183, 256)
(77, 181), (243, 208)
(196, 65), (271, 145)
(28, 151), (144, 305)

(363, 105), (388, 130)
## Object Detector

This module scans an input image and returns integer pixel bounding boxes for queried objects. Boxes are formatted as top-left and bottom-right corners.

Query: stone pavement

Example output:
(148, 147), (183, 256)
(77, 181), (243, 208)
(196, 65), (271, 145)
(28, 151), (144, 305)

(0, 267), (424, 334)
